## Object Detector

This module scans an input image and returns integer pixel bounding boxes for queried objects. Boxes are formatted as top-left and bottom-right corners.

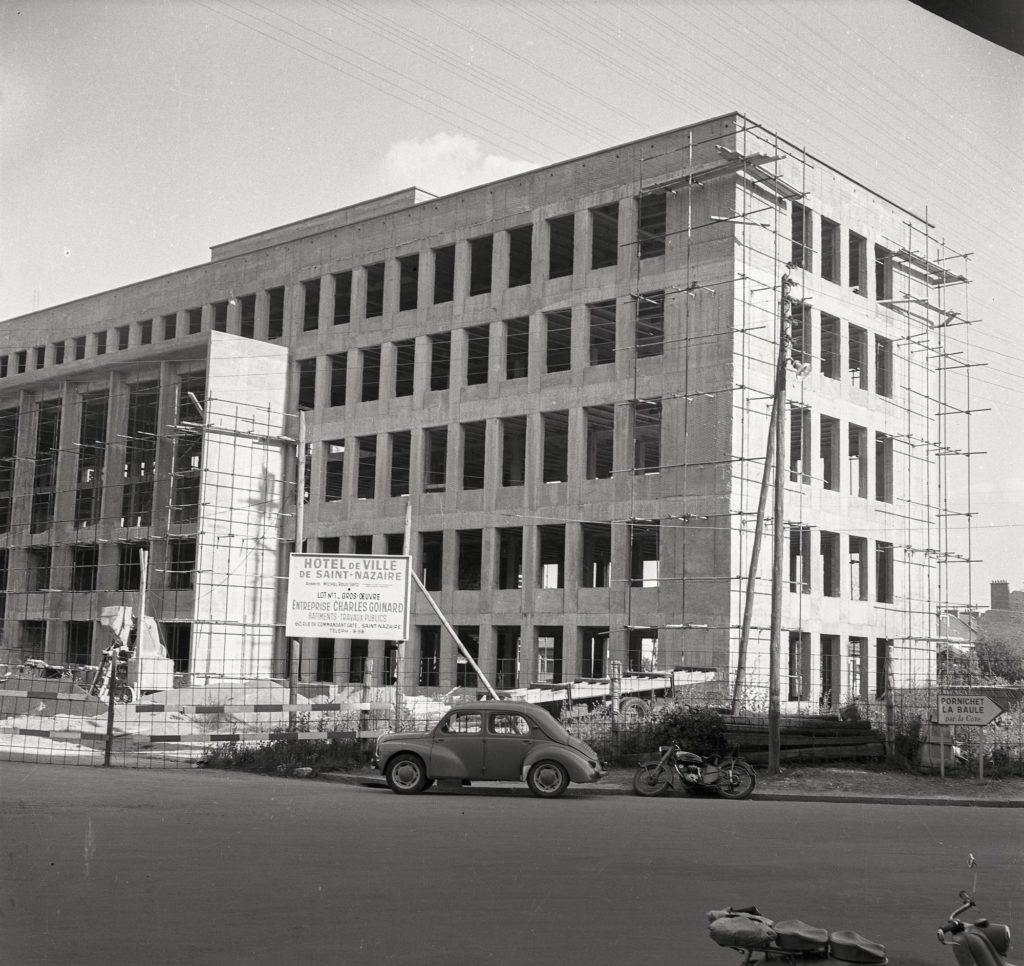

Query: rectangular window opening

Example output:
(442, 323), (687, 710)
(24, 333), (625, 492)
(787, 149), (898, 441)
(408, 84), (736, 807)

(398, 254), (419, 312)
(507, 225), (532, 288)
(542, 411), (568, 483)
(505, 318), (530, 380)
(469, 236), (493, 296)
(633, 400), (662, 475)
(820, 313), (840, 379)
(849, 535), (868, 600)
(636, 292), (664, 358)
(365, 263), (385, 318)
(423, 427), (448, 492)
(394, 339), (416, 397)
(324, 441), (345, 502)
(638, 191), (667, 259)
(820, 531), (840, 598)
(430, 332), (451, 391)
(788, 525), (811, 594)
(433, 245), (455, 304)
(581, 522), (612, 588)
(538, 524), (565, 589)
(591, 202), (619, 269)
(420, 533), (444, 591)
(361, 346), (381, 402)
(820, 217), (840, 283)
(820, 415), (840, 491)
(545, 310), (572, 373)
(849, 231), (867, 295)
(356, 435), (377, 500)
(302, 279), (321, 331)
(457, 530), (482, 590)
(501, 416), (527, 487)
(548, 213), (575, 279)
(629, 520), (660, 588)
(461, 421), (486, 491)
(465, 325), (490, 386)
(333, 271), (352, 325)
(390, 431), (411, 497)
(585, 405), (615, 479)
(588, 300), (616, 366)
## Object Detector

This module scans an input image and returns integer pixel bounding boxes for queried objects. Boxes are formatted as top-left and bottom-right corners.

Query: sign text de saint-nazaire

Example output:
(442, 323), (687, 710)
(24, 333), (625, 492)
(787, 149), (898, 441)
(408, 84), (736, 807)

(285, 554), (411, 640)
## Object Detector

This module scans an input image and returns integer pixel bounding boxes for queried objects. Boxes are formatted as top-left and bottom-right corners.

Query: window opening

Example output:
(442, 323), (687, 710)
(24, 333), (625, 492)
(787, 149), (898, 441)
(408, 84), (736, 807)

(456, 627), (480, 687)
(876, 541), (894, 602)
(875, 336), (893, 397)
(457, 530), (482, 590)
(418, 626), (440, 686)
(430, 332), (451, 391)
(542, 410), (568, 483)
(580, 627), (607, 678)
(394, 339), (415, 397)
(120, 384), (157, 528)
(461, 421), (486, 491)
(848, 424), (868, 498)
(466, 324), (489, 385)
(788, 631), (810, 700)
(469, 236), (493, 296)
(820, 531), (840, 597)
(874, 245), (893, 301)
(160, 315), (176, 342)
(324, 441), (345, 502)
(820, 634), (839, 709)
(71, 544), (99, 592)
(423, 427), (447, 491)
(849, 231), (867, 295)
(536, 627), (563, 684)
(497, 528), (523, 589)
(333, 271), (352, 325)
(875, 639), (891, 698)
(188, 306), (204, 336)
(545, 310), (572, 373)
(791, 202), (811, 270)
(349, 640), (368, 683)
(588, 300), (616, 366)
(820, 217), (840, 283)
(628, 629), (658, 672)
(636, 292), (664, 357)
(789, 301), (810, 366)
(398, 254), (419, 311)
(117, 542), (145, 591)
(66, 621), (92, 666)
(820, 415), (839, 491)
(633, 400), (661, 475)
(365, 263), (385, 318)
(875, 432), (893, 503)
(585, 405), (615, 479)
(849, 535), (868, 600)
(238, 297), (255, 338)
(420, 533), (443, 591)
(848, 324), (868, 388)
(389, 431), (411, 497)
(788, 525), (811, 593)
(629, 520), (660, 587)
(848, 637), (868, 700)
(31, 399), (62, 532)
(548, 213), (575, 279)
(356, 436), (377, 499)
(789, 404), (810, 484)
(0, 408), (16, 533)
(116, 327), (130, 351)
(820, 313), (840, 379)
(433, 245), (455, 303)
(361, 346), (381, 402)
(505, 318), (530, 379)
(75, 392), (108, 528)
(581, 522), (612, 587)
(501, 416), (527, 487)
(591, 202), (619, 269)
(297, 358), (317, 410)
(212, 302), (228, 332)
(168, 539), (196, 590)
(638, 191), (667, 258)
(302, 279), (320, 331)
(538, 524), (565, 588)
(507, 225), (532, 288)
(495, 627), (520, 689)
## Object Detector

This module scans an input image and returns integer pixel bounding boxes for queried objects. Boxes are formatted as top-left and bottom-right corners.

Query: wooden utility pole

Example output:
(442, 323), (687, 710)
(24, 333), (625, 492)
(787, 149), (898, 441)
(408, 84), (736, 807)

(768, 274), (794, 775)
(289, 411), (306, 729)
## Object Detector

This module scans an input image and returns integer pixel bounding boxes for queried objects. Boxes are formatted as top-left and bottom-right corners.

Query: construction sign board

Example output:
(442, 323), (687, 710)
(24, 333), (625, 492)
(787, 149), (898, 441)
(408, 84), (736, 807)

(936, 692), (1004, 727)
(286, 554), (411, 640)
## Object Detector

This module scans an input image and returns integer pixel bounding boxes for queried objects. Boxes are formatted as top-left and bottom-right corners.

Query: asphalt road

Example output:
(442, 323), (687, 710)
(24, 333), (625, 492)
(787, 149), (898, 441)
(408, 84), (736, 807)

(2, 763), (1021, 966)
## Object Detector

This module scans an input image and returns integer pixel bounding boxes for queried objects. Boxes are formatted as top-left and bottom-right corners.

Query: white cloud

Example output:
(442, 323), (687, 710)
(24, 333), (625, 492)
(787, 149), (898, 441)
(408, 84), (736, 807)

(383, 132), (532, 197)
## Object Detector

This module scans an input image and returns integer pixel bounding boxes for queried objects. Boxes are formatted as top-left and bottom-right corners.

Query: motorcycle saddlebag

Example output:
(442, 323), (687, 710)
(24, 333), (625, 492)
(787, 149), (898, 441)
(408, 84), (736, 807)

(708, 915), (776, 949)
(828, 929), (888, 964)
(773, 920), (829, 952)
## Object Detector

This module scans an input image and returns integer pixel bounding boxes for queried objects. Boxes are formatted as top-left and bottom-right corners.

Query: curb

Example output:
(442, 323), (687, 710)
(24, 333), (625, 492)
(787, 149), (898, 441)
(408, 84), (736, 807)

(317, 771), (1024, 806)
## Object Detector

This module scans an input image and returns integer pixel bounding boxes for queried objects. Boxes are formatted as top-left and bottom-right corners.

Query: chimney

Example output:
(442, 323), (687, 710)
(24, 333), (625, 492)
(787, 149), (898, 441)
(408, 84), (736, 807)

(991, 580), (1010, 611)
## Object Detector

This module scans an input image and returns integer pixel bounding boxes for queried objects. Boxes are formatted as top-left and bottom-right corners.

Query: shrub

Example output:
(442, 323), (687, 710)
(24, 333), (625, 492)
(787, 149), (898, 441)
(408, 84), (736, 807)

(201, 737), (367, 776)
(648, 704), (728, 757)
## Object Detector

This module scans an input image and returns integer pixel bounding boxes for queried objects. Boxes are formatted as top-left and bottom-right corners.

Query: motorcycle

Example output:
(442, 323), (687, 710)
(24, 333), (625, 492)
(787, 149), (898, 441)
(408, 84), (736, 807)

(707, 905), (887, 965)
(938, 855), (1015, 966)
(632, 741), (756, 800)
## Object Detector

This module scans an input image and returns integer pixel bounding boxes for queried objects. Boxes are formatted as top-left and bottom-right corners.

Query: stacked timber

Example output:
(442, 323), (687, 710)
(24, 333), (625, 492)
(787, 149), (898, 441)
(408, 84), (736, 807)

(720, 714), (885, 765)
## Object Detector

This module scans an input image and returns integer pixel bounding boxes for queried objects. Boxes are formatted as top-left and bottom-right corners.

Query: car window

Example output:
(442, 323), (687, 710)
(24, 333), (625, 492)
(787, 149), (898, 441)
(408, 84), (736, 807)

(441, 712), (482, 734)
(490, 713), (531, 736)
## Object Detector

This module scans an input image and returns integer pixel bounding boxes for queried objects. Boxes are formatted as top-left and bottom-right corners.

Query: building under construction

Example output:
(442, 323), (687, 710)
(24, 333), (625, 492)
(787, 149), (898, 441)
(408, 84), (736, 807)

(0, 112), (976, 717)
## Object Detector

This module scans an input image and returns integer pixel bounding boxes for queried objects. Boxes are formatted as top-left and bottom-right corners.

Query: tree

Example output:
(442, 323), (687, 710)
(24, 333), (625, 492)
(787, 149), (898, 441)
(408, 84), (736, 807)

(974, 622), (1024, 682)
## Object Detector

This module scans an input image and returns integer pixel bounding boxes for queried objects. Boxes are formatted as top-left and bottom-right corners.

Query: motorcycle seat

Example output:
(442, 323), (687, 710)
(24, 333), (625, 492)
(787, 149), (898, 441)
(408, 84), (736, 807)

(773, 920), (829, 952)
(829, 929), (888, 964)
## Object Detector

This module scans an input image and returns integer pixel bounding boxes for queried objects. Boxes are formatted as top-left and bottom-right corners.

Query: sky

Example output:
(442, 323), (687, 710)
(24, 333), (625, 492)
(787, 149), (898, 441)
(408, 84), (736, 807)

(1, 0), (1022, 609)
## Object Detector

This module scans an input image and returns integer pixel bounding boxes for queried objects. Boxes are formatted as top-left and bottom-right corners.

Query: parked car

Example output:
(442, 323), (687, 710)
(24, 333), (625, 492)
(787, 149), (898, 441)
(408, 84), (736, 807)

(372, 700), (606, 798)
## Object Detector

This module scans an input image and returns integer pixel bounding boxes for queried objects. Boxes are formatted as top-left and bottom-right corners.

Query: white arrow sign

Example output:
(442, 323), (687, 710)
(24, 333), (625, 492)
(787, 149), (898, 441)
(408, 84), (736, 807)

(937, 693), (1004, 727)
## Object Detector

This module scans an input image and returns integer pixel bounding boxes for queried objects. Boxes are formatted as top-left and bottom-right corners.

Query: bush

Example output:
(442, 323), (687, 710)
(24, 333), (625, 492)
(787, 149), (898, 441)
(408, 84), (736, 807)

(648, 704), (728, 757)
(201, 737), (367, 776)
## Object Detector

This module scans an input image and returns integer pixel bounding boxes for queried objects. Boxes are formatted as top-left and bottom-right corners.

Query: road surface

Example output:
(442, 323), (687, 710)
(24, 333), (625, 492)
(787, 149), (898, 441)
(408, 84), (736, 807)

(1, 762), (1020, 965)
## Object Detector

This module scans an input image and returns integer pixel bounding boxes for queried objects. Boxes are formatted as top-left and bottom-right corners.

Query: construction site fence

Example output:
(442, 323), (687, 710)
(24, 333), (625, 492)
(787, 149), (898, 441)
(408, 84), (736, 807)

(2, 668), (1022, 777)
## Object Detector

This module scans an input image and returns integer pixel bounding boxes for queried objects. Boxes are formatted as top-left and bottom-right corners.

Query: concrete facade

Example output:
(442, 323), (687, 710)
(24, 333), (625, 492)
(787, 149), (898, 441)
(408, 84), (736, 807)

(0, 113), (971, 710)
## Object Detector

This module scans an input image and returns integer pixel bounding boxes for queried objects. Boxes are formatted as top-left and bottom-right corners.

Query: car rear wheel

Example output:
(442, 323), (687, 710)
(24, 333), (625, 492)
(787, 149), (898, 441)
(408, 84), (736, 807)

(385, 754), (429, 794)
(526, 760), (569, 798)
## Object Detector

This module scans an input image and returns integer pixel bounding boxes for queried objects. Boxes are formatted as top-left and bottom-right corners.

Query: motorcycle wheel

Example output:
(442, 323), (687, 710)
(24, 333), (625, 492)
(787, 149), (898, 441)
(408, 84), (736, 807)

(633, 764), (671, 797)
(716, 759), (756, 800)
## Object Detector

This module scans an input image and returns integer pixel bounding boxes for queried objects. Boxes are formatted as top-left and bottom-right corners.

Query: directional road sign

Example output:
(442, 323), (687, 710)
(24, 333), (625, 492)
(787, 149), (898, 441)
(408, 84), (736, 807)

(937, 692), (1004, 726)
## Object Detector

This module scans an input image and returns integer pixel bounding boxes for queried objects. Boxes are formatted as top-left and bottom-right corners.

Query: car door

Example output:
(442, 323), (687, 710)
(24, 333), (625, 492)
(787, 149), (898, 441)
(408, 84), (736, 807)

(429, 711), (485, 779)
(483, 711), (537, 780)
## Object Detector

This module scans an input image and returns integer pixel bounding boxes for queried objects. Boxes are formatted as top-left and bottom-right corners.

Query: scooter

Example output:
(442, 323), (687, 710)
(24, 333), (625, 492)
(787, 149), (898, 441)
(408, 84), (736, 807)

(633, 741), (756, 799)
(706, 905), (887, 964)
(938, 855), (1015, 966)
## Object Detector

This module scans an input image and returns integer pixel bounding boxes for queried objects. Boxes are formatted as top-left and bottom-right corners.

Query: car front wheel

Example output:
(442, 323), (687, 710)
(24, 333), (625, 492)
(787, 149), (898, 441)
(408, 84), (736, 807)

(526, 760), (569, 798)
(385, 754), (429, 794)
